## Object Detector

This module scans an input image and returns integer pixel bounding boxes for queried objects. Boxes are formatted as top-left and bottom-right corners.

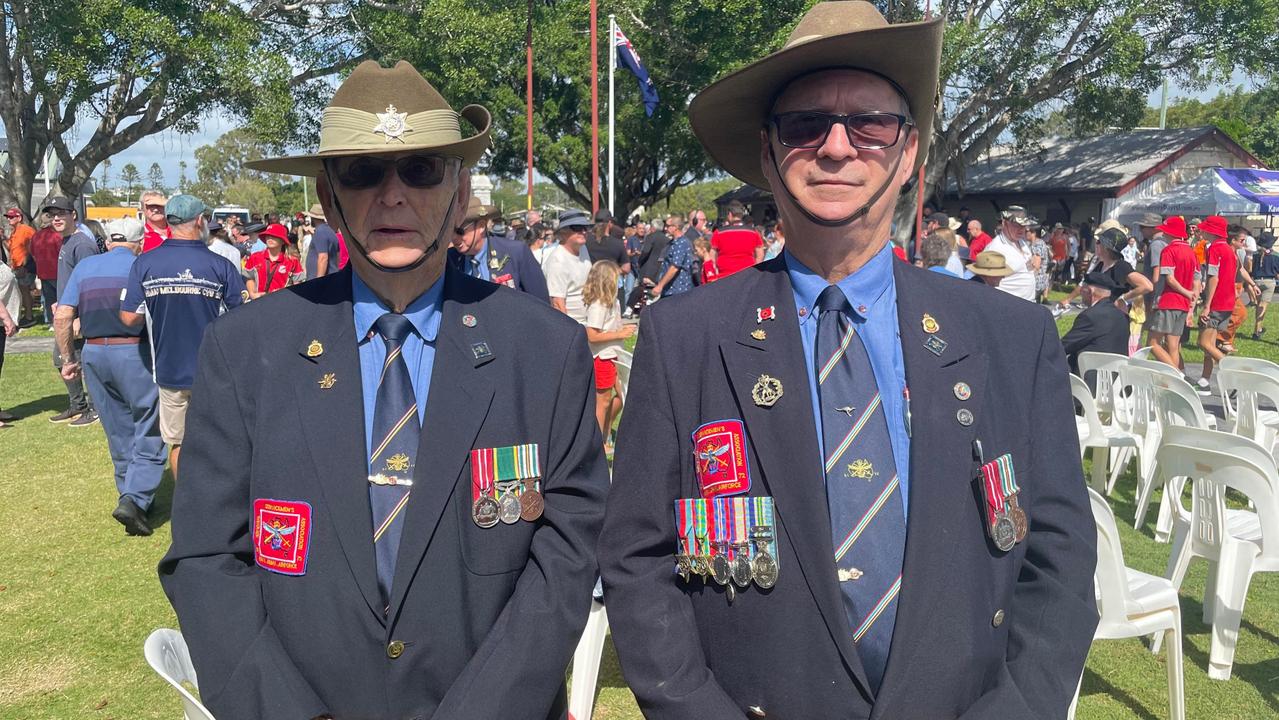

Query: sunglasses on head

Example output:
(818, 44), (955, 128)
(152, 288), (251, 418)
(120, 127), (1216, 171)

(771, 111), (911, 150)
(330, 154), (457, 190)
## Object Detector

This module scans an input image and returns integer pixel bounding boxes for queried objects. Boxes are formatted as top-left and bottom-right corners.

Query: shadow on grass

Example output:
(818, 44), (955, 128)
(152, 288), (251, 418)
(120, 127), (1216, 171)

(147, 468), (176, 529)
(2, 392), (66, 420)
(1079, 667), (1162, 720)
(1178, 594), (1279, 715)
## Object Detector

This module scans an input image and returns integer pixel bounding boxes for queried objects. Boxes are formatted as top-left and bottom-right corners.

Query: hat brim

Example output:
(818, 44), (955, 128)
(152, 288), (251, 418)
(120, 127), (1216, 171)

(969, 266), (1012, 277)
(1154, 224), (1187, 239)
(246, 105), (492, 177)
(464, 207), (502, 224)
(688, 16), (944, 188)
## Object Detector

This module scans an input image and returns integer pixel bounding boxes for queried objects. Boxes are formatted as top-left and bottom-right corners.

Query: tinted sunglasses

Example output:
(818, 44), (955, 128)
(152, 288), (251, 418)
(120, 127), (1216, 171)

(144, 204), (165, 212)
(330, 154), (456, 190)
(771, 111), (911, 150)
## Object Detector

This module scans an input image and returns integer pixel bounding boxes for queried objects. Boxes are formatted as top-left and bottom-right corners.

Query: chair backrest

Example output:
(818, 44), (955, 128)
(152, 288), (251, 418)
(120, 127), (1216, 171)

(1147, 371), (1211, 429)
(1071, 373), (1106, 442)
(1221, 356), (1279, 375)
(1116, 364), (1158, 442)
(1078, 351), (1129, 418)
(1088, 487), (1136, 627)
(143, 629), (216, 720)
(1157, 427), (1279, 561)
(1130, 346), (1154, 361)
(1128, 356), (1182, 377)
(1218, 369), (1279, 448)
(614, 353), (633, 405)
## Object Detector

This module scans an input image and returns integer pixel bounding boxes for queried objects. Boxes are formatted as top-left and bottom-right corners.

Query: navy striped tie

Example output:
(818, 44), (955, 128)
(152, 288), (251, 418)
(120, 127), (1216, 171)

(369, 313), (419, 611)
(815, 285), (905, 693)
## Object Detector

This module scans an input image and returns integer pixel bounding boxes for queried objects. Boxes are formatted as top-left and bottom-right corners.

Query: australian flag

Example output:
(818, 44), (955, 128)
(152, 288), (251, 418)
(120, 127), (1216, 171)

(614, 24), (659, 117)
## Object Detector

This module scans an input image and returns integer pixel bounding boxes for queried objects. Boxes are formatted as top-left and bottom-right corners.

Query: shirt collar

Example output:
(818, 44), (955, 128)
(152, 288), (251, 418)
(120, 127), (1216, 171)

(784, 242), (895, 326)
(352, 270), (444, 345)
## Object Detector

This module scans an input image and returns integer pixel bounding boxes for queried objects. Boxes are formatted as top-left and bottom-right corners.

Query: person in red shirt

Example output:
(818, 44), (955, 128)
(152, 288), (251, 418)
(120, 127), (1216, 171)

(1196, 215), (1257, 393)
(1147, 216), (1198, 370)
(965, 219), (992, 256)
(30, 223), (63, 324)
(693, 236), (721, 284)
(139, 190), (171, 253)
(709, 200), (764, 276)
(244, 223), (303, 298)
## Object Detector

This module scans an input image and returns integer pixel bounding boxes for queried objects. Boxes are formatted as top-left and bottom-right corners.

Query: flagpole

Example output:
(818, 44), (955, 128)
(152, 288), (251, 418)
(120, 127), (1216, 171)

(526, 0), (535, 211)
(608, 14), (616, 215)
(590, 0), (600, 214)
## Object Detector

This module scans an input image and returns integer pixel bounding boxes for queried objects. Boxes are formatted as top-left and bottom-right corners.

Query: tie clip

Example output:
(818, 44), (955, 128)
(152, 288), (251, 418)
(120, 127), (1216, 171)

(368, 474), (413, 487)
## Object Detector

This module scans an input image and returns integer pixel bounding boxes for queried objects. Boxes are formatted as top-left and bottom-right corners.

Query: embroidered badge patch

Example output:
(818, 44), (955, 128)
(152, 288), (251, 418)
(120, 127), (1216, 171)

(253, 499), (313, 576)
(692, 420), (752, 498)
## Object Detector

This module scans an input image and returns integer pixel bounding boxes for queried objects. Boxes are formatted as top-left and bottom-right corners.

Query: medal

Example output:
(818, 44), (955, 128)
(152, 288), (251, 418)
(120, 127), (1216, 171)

(979, 453), (1022, 551)
(709, 499), (731, 586)
(729, 497), (752, 587)
(497, 481), (521, 524)
(1009, 495), (1028, 543)
(749, 496), (779, 589)
(693, 499), (711, 579)
(994, 454), (1028, 542)
(992, 511), (1016, 552)
(519, 479), (544, 522)
(471, 452), (500, 527)
(473, 494), (500, 528)
(675, 499), (695, 582)
(751, 374), (784, 407)
(676, 554), (692, 582)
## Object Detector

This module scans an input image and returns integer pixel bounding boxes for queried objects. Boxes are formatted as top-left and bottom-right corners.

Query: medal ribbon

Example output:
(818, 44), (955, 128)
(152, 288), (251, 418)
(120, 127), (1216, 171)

(755, 496), (777, 561)
(492, 443), (541, 482)
(675, 500), (693, 557)
(694, 500), (709, 557)
(713, 498), (729, 559)
(996, 454), (1019, 497)
(980, 461), (1007, 524)
(470, 448), (495, 502)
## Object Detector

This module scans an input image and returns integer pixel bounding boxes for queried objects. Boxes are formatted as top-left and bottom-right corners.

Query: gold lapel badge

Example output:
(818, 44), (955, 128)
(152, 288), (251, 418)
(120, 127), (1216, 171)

(751, 328), (767, 341)
(752, 374), (784, 407)
(922, 313), (940, 334)
(318, 372), (337, 389)
(306, 339), (324, 358)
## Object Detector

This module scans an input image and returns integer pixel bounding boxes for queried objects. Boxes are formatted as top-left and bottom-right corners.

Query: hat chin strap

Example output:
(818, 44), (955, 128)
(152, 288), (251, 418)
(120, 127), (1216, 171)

(766, 142), (907, 229)
(325, 160), (460, 275)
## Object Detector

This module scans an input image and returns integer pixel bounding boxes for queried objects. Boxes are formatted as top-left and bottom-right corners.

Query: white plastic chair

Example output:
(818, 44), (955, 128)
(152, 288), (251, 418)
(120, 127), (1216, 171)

(1217, 368), (1279, 453)
(1134, 372), (1220, 541)
(1130, 346), (1154, 361)
(1068, 488), (1184, 720)
(1115, 364), (1162, 505)
(1128, 356), (1182, 378)
(1217, 357), (1279, 426)
(568, 601), (610, 720)
(1155, 428), (1279, 680)
(614, 352), (633, 405)
(1071, 374), (1140, 494)
(144, 629), (216, 720)
(1077, 351), (1130, 420)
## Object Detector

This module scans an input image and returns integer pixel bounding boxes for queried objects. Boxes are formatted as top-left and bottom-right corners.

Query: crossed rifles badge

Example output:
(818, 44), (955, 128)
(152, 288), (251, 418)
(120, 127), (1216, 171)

(752, 374), (783, 407)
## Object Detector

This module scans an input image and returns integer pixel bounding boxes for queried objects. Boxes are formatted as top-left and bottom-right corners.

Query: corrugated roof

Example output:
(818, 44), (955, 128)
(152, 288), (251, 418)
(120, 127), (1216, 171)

(948, 126), (1222, 195)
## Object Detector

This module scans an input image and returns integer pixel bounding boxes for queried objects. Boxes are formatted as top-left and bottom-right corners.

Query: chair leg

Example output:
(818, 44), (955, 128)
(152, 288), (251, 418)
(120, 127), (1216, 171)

(1166, 612), (1185, 720)
(1202, 562), (1218, 625)
(569, 602), (610, 720)
(1207, 544), (1259, 681)
(1066, 668), (1083, 720)
(1153, 489), (1176, 543)
(1106, 446), (1132, 494)
(1133, 469), (1157, 530)
(1091, 447), (1110, 494)
(1154, 529), (1193, 654)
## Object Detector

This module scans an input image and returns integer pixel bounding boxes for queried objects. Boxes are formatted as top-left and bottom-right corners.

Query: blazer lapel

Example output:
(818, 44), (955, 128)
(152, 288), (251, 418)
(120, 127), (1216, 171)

(388, 269), (495, 616)
(717, 260), (874, 698)
(289, 271), (383, 621)
(875, 263), (989, 711)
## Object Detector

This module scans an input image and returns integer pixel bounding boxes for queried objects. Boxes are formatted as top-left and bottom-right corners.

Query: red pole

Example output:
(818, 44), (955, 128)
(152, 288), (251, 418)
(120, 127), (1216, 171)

(526, 0), (534, 211)
(590, 0), (599, 214)
(914, 1), (932, 260)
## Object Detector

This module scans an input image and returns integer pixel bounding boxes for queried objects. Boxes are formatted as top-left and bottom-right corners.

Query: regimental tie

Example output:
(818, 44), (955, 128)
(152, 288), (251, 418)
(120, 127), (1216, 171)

(815, 285), (905, 694)
(369, 313), (420, 612)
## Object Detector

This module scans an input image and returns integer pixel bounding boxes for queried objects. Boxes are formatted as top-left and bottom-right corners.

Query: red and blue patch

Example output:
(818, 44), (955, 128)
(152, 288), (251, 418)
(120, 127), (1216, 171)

(692, 419), (752, 498)
(252, 498), (312, 576)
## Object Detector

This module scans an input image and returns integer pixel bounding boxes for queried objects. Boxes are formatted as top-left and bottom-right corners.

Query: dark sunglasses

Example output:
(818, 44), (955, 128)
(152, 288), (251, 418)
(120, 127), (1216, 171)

(330, 154), (455, 190)
(771, 111), (911, 150)
(144, 204), (165, 212)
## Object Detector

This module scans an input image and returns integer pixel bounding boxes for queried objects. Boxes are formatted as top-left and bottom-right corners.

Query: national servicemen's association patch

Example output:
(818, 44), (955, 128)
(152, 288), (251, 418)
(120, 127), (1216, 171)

(253, 498), (313, 575)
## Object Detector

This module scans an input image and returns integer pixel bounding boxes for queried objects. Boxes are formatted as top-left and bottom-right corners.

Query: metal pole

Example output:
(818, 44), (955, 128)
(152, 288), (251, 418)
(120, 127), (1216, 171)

(608, 15), (616, 215)
(914, 1), (931, 259)
(590, 0), (600, 214)
(527, 0), (535, 211)
(1159, 77), (1169, 130)
(302, 176), (308, 212)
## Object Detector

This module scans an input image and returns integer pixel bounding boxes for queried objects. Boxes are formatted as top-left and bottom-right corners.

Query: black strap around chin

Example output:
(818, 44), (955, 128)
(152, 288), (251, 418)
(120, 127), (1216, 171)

(766, 142), (908, 229)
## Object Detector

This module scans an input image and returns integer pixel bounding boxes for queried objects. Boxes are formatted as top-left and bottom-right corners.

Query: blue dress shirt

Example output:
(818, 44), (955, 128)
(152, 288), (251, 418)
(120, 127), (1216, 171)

(467, 237), (492, 281)
(353, 271), (444, 456)
(785, 244), (912, 518)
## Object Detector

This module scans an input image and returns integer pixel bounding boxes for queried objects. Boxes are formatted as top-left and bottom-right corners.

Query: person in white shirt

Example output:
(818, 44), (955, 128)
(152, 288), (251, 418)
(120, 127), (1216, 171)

(983, 205), (1037, 301)
(582, 259), (636, 448)
(543, 209), (594, 322)
(206, 221), (243, 270)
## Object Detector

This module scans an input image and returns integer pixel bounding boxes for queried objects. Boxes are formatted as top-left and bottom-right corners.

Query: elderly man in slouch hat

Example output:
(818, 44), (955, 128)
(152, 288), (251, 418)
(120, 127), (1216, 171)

(599, 3), (1097, 718)
(159, 61), (608, 720)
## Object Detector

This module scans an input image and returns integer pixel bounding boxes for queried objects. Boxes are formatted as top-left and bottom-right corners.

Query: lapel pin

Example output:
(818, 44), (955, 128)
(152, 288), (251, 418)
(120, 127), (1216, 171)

(924, 335), (948, 357)
(751, 374), (784, 407)
(462, 314), (477, 328)
(922, 313), (940, 334)
(751, 328), (767, 341)
(956, 408), (974, 426)
(471, 341), (493, 360)
(835, 405), (856, 417)
(318, 372), (336, 389)
(798, 306), (809, 318)
(306, 339), (324, 358)
(857, 304), (867, 315)
(954, 382), (972, 401)
(756, 306), (776, 323)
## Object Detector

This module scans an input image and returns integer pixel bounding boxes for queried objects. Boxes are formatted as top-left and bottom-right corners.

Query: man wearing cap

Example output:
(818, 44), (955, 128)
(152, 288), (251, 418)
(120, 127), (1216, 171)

(450, 196), (549, 301)
(586, 208), (630, 273)
(120, 195), (246, 478)
(139, 190), (171, 253)
(1147, 215), (1198, 370)
(206, 221), (243, 269)
(55, 217), (164, 536)
(245, 223), (305, 298)
(983, 205), (1037, 301)
(599, 3), (1096, 718)
(46, 196), (100, 426)
(158, 61), (607, 720)
(1061, 272), (1131, 377)
(711, 200), (766, 277)
(6, 208), (36, 326)
(544, 209), (596, 320)
(304, 204), (343, 281)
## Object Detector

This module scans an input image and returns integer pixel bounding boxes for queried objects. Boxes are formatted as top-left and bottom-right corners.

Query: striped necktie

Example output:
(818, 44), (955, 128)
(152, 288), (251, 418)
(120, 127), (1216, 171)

(369, 312), (420, 611)
(469, 254), (482, 278)
(815, 284), (905, 693)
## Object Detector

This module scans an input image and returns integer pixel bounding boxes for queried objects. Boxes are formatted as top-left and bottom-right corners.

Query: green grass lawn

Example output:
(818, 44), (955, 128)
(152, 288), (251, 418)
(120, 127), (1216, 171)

(3, 299), (1279, 718)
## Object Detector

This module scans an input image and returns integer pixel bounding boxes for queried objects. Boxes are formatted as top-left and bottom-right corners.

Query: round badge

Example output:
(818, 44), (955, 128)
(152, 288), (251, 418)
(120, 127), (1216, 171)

(462, 314), (477, 328)
(953, 382), (972, 401)
(752, 552), (779, 589)
(992, 514), (1016, 552)
(956, 408), (974, 426)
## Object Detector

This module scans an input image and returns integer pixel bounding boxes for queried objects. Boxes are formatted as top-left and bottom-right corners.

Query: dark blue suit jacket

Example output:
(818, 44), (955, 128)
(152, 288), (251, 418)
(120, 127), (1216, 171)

(599, 256), (1098, 719)
(159, 267), (607, 719)
(1062, 301), (1130, 375)
(449, 236), (549, 303)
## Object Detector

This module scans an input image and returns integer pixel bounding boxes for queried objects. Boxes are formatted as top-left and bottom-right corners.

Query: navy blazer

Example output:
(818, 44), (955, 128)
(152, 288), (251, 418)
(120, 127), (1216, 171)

(1062, 301), (1130, 375)
(449, 236), (550, 303)
(159, 267), (607, 719)
(599, 257), (1098, 720)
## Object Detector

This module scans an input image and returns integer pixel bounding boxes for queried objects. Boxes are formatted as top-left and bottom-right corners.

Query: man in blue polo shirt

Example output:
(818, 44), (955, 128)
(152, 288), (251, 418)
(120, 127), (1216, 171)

(57, 217), (164, 536)
(121, 195), (245, 479)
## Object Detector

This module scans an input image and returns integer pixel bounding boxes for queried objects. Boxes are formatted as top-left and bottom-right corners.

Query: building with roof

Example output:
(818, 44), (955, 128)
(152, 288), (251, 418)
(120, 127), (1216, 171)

(941, 126), (1265, 233)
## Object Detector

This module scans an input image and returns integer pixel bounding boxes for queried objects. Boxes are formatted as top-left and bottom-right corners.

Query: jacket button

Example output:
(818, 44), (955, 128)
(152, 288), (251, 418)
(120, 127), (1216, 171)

(992, 609), (1006, 627)
(387, 640), (405, 659)
(748, 706), (767, 717)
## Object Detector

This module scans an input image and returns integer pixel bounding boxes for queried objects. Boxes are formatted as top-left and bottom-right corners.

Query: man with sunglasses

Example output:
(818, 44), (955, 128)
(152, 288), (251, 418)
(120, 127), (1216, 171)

(449, 195), (549, 301)
(159, 61), (607, 720)
(600, 3), (1096, 718)
(139, 190), (171, 253)
(46, 196), (100, 427)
